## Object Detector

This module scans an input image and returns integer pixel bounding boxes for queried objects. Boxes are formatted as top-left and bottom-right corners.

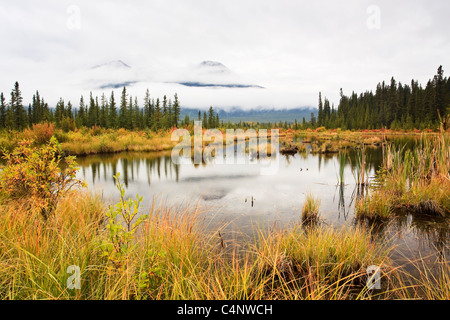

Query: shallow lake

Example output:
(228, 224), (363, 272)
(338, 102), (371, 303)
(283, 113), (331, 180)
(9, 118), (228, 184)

(76, 136), (449, 271)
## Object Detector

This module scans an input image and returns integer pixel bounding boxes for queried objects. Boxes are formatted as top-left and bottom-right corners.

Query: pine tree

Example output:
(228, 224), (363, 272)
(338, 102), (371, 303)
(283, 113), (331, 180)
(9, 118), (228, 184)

(317, 92), (323, 127)
(10, 82), (27, 130)
(143, 89), (151, 128)
(310, 112), (316, 127)
(77, 95), (87, 128)
(119, 87), (128, 129)
(154, 98), (161, 130)
(132, 97), (139, 130)
(66, 101), (73, 119)
(0, 92), (6, 128)
(100, 93), (107, 127)
(128, 96), (133, 130)
(149, 98), (155, 129)
(172, 93), (181, 127)
(168, 99), (173, 128)
(434, 65), (446, 123)
(109, 91), (117, 129)
(87, 92), (97, 127)
(203, 111), (208, 129)
(162, 95), (168, 129)
(208, 106), (215, 128)
(323, 98), (331, 127)
(55, 97), (65, 127)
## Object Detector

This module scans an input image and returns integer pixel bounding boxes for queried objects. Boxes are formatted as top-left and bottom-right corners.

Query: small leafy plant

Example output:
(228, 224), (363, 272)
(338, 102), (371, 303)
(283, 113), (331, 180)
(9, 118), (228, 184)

(101, 173), (148, 270)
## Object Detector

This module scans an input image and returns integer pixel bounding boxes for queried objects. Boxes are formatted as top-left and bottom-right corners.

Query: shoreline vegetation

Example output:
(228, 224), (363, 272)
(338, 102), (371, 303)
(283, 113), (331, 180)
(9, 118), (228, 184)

(0, 122), (446, 156)
(0, 127), (448, 300)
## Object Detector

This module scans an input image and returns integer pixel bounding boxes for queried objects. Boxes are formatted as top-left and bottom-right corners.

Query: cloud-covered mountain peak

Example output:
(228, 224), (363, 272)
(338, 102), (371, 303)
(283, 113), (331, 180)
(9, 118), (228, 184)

(197, 60), (230, 74)
(91, 60), (131, 70)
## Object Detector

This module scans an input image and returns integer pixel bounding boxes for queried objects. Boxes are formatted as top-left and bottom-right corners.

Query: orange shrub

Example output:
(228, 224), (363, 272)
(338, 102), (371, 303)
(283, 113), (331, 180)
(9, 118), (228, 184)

(0, 137), (86, 219)
(23, 122), (54, 145)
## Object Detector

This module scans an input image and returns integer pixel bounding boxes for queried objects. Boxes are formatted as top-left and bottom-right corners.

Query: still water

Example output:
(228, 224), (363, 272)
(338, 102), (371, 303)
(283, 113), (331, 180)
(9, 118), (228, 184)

(76, 138), (449, 268)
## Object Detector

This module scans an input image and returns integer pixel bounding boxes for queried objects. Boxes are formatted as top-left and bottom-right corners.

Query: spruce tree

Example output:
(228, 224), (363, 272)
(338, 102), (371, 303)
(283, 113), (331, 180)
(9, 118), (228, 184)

(317, 92), (323, 127)
(128, 96), (133, 130)
(100, 93), (107, 128)
(77, 95), (87, 128)
(55, 98), (65, 127)
(143, 89), (151, 128)
(172, 93), (181, 127)
(119, 87), (128, 128)
(11, 82), (27, 130)
(67, 101), (73, 119)
(109, 91), (117, 129)
(154, 98), (161, 130)
(208, 106), (215, 129)
(0, 92), (6, 128)
(203, 111), (208, 129)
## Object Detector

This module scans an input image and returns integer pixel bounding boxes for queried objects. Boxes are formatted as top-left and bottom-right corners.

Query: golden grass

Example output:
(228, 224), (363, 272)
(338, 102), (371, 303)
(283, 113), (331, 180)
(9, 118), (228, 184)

(60, 130), (176, 156)
(301, 194), (321, 225)
(252, 224), (396, 299)
(357, 132), (450, 219)
(0, 189), (448, 300)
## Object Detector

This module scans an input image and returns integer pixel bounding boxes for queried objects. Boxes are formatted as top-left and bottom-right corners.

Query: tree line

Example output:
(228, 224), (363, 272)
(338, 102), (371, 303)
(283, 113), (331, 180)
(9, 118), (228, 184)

(0, 85), (221, 132)
(2, 66), (448, 133)
(314, 66), (450, 130)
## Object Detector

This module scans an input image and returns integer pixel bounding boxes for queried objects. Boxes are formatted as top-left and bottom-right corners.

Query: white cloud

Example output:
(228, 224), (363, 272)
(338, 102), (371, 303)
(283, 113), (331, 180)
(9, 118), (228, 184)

(0, 0), (449, 110)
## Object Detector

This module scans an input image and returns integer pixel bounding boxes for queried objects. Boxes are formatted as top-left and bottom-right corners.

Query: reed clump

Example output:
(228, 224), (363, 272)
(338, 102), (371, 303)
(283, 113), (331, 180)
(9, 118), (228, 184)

(301, 194), (321, 225)
(357, 132), (449, 219)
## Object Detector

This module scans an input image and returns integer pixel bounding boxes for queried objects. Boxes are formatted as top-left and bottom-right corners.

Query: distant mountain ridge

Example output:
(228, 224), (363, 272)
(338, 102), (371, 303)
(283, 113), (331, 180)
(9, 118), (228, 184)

(181, 107), (317, 124)
(91, 60), (131, 69)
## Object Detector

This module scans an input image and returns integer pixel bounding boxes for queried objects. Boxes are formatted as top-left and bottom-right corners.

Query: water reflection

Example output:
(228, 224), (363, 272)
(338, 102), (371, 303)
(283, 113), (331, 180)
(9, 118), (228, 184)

(79, 151), (180, 188)
(75, 138), (448, 264)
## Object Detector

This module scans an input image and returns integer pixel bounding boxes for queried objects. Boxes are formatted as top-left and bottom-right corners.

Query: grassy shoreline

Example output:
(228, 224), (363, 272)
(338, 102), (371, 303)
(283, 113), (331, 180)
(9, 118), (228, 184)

(0, 126), (444, 157)
(1, 189), (448, 300)
(356, 132), (449, 220)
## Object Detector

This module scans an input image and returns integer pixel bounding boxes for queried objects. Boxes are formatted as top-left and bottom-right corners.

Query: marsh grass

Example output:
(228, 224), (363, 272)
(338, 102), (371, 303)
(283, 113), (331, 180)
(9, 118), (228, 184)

(357, 132), (449, 219)
(251, 224), (397, 299)
(0, 189), (448, 300)
(355, 191), (394, 221)
(301, 194), (321, 226)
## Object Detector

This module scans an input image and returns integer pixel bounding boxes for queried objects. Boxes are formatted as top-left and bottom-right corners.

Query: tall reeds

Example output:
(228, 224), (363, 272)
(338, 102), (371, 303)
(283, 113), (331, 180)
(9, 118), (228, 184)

(357, 132), (449, 219)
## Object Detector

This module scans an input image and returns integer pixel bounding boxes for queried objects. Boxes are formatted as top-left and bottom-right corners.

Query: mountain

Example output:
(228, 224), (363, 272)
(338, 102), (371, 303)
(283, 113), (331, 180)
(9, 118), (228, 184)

(181, 107), (317, 124)
(174, 60), (263, 89)
(91, 60), (131, 70)
(176, 82), (263, 89)
(73, 60), (140, 90)
(197, 60), (230, 74)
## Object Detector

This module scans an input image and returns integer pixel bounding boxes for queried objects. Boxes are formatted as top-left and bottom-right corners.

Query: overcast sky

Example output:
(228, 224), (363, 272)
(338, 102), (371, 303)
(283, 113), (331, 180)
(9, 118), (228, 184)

(0, 0), (449, 110)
